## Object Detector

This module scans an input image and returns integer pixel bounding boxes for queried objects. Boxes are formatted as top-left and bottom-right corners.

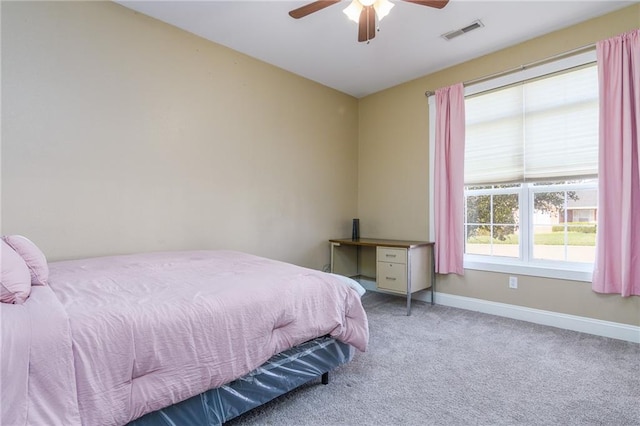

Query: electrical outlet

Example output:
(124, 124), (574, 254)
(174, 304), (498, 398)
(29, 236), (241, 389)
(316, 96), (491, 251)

(509, 276), (518, 289)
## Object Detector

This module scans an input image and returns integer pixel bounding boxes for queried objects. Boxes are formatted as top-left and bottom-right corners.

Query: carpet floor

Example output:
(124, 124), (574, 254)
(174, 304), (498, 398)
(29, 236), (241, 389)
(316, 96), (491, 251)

(227, 292), (640, 425)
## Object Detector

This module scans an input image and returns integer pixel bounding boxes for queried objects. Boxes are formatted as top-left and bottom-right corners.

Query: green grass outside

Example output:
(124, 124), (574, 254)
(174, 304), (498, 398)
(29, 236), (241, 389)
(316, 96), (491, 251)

(467, 232), (596, 246)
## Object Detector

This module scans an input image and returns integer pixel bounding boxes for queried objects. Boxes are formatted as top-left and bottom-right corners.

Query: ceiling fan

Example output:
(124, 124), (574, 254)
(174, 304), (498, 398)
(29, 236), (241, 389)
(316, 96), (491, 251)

(288, 0), (450, 43)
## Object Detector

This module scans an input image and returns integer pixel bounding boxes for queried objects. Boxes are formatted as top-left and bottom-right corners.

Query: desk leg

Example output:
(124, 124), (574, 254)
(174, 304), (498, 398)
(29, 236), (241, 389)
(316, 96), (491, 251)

(431, 246), (436, 306)
(406, 250), (412, 316)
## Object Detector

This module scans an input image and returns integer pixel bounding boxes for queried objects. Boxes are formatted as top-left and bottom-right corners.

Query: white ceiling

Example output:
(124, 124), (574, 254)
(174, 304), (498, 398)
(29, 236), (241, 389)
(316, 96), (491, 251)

(116, 0), (636, 98)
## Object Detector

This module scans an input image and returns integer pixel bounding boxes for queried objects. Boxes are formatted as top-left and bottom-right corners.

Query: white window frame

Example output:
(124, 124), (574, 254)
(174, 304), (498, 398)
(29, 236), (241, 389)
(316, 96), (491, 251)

(428, 50), (598, 282)
(464, 181), (597, 282)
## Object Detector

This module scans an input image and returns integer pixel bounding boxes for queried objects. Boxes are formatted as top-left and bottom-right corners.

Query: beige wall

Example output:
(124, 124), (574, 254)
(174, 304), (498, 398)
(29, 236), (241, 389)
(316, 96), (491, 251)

(358, 5), (640, 326)
(1, 1), (358, 269)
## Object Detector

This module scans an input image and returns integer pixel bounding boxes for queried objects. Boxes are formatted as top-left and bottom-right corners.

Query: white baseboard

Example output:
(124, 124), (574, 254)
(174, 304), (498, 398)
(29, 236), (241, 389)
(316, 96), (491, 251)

(411, 291), (639, 344)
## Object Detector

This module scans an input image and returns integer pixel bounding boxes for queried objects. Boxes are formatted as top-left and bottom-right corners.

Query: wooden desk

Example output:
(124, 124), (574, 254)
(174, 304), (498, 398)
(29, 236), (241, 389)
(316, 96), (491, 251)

(329, 238), (435, 315)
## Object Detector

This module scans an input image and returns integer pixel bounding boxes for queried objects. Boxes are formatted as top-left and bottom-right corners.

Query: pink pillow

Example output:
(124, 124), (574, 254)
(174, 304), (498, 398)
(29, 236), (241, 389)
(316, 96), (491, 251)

(1, 240), (31, 304)
(2, 235), (49, 286)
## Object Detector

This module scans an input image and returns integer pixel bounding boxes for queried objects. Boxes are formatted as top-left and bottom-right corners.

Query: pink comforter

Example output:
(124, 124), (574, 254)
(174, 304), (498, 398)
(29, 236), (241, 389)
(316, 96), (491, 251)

(1, 250), (369, 426)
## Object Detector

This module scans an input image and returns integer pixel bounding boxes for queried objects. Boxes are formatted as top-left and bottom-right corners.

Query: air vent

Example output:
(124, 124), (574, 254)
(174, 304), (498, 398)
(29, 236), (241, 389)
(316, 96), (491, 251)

(441, 19), (484, 41)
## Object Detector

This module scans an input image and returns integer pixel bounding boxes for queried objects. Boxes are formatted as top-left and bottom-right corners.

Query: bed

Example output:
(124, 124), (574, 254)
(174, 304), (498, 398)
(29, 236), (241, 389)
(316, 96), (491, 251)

(1, 246), (369, 426)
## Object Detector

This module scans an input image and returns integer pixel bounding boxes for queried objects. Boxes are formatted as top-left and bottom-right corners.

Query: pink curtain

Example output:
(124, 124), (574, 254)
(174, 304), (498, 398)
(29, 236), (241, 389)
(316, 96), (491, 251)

(592, 29), (640, 297)
(434, 83), (465, 275)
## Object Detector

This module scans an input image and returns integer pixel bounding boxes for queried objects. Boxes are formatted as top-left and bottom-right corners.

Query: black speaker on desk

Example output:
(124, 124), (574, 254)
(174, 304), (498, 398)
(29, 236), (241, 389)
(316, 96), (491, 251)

(352, 218), (360, 241)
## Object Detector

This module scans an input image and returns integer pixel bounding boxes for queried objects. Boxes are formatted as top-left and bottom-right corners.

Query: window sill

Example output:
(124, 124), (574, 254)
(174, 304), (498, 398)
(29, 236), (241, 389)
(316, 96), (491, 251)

(463, 258), (593, 282)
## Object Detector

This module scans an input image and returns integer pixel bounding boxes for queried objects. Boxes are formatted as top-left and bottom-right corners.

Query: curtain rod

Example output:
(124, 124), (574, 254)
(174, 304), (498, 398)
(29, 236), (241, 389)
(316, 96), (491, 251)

(424, 42), (596, 97)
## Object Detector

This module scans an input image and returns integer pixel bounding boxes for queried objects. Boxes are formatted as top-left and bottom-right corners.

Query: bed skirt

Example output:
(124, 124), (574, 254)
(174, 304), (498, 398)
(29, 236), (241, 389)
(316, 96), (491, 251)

(128, 336), (354, 426)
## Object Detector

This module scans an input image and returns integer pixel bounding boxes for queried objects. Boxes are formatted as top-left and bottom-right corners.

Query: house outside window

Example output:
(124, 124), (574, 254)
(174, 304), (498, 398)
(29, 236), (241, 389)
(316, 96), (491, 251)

(462, 52), (598, 281)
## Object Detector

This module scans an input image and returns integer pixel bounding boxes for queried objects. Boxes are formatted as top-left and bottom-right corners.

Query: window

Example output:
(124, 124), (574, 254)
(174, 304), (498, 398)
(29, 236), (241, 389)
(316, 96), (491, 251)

(463, 55), (598, 281)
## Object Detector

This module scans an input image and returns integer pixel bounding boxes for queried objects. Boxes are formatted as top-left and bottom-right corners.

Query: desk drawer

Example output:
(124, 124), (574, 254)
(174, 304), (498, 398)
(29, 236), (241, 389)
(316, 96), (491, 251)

(377, 247), (407, 264)
(376, 261), (407, 294)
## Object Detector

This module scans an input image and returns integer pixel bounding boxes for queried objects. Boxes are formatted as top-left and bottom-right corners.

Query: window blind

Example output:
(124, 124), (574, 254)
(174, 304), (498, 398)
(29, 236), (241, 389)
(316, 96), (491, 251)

(464, 65), (598, 185)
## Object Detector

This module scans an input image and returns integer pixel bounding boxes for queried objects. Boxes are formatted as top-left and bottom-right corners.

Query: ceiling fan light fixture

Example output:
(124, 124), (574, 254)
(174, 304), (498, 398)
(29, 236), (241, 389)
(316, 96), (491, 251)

(343, 0), (363, 23)
(373, 0), (394, 22)
(344, 0), (395, 24)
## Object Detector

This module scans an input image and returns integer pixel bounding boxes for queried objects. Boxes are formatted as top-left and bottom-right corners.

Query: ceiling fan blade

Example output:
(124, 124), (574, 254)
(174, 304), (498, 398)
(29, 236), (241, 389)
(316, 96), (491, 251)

(288, 1), (340, 19)
(402, 0), (449, 9)
(358, 7), (368, 42)
(367, 6), (376, 40)
(358, 6), (376, 42)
